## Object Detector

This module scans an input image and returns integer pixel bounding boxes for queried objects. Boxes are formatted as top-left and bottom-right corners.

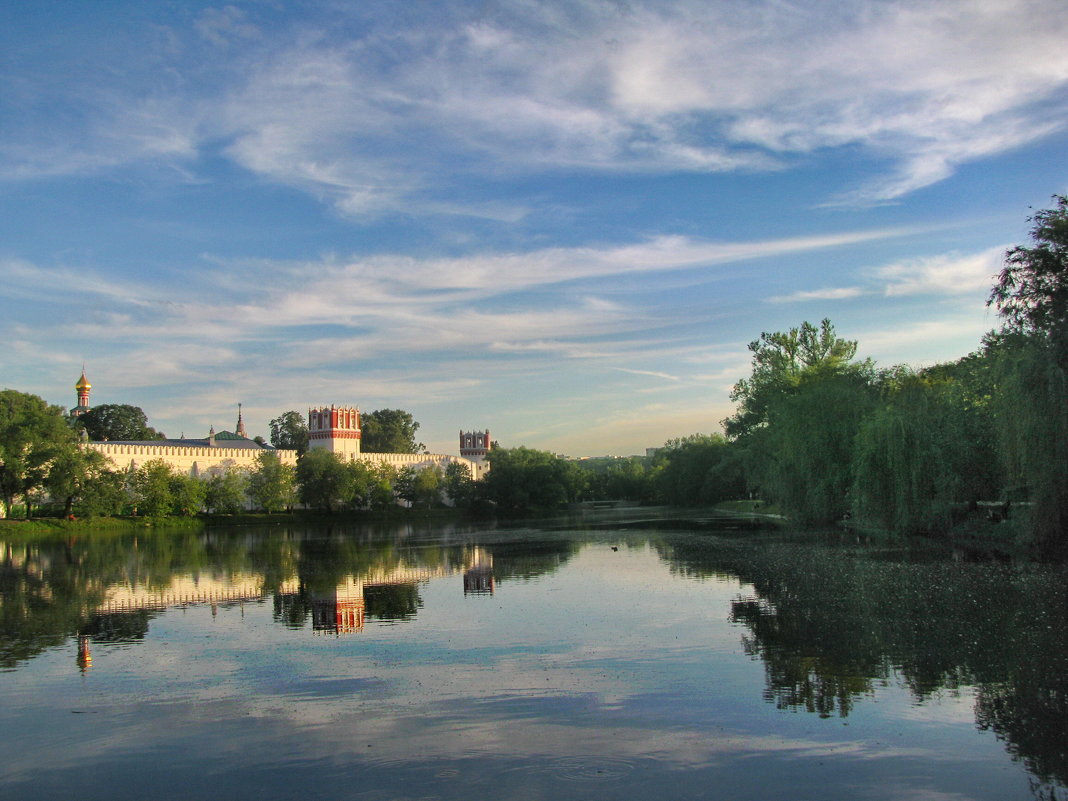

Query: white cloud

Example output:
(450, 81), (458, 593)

(609, 367), (681, 382)
(877, 246), (1006, 297)
(768, 287), (866, 304)
(856, 314), (996, 366)
(6, 1), (1065, 207)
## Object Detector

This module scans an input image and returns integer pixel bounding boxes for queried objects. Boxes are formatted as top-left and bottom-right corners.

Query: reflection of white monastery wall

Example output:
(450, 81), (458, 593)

(95, 574), (302, 614)
(91, 557), (481, 616)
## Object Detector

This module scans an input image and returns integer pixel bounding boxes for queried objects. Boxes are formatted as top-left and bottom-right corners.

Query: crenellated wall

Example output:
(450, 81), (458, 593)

(88, 442), (298, 477)
(87, 442), (483, 479)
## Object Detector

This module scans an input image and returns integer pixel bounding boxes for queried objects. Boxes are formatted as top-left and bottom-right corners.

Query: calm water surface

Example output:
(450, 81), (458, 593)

(2, 511), (1066, 800)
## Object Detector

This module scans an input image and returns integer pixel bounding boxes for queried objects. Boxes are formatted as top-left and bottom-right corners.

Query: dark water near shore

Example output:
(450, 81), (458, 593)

(2, 511), (1066, 800)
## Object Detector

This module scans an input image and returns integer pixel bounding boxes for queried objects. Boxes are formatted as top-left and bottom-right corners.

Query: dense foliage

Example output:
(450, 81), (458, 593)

(0, 390), (81, 517)
(268, 411), (309, 455)
(77, 403), (165, 442)
(361, 409), (424, 453)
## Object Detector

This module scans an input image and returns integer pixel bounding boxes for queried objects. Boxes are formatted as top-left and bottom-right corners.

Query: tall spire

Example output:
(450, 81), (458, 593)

(236, 403), (247, 439)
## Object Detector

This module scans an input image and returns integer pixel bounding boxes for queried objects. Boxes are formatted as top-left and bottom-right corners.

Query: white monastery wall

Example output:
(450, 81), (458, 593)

(89, 442), (482, 479)
(88, 442), (298, 476)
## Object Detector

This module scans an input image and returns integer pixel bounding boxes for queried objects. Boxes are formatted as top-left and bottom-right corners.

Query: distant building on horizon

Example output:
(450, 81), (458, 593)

(71, 370), (488, 480)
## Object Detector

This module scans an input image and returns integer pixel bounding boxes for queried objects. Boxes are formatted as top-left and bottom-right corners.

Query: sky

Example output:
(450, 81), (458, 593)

(2, 0), (1067, 457)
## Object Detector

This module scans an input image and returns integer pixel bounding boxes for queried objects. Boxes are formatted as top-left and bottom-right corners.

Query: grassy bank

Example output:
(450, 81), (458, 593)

(0, 505), (474, 539)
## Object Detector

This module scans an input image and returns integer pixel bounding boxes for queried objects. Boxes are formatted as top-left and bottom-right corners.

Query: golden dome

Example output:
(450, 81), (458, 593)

(75, 371), (91, 391)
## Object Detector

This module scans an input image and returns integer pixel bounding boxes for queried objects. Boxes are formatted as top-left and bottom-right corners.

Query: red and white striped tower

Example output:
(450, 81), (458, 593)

(308, 405), (362, 458)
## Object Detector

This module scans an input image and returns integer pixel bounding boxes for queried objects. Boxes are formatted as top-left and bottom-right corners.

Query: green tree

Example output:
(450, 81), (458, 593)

(851, 373), (976, 535)
(396, 465), (442, 509)
(443, 461), (476, 507)
(45, 446), (109, 518)
(77, 468), (129, 517)
(657, 435), (744, 507)
(170, 473), (206, 516)
(132, 459), (176, 517)
(368, 462), (398, 510)
(345, 459), (375, 510)
(296, 449), (351, 512)
(989, 195), (1068, 365)
(361, 409), (424, 453)
(725, 319), (859, 440)
(985, 196), (1068, 550)
(204, 467), (249, 514)
(248, 452), (297, 513)
(988, 334), (1068, 547)
(482, 447), (587, 512)
(78, 403), (165, 441)
(756, 366), (876, 525)
(0, 390), (80, 518)
(268, 411), (309, 455)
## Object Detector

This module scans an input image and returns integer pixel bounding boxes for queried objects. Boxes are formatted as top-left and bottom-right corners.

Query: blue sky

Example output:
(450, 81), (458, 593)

(2, 0), (1067, 456)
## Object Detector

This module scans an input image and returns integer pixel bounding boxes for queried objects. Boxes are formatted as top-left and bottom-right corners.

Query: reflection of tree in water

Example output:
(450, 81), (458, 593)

(661, 533), (1068, 791)
(730, 596), (879, 718)
(364, 583), (421, 620)
(484, 538), (579, 582)
(80, 610), (152, 641)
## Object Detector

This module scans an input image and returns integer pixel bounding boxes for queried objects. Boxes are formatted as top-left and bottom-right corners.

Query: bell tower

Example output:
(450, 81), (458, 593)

(308, 405), (362, 458)
(71, 369), (92, 418)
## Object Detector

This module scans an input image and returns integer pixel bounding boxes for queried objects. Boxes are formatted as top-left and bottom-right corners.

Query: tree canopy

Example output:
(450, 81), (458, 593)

(269, 410), (309, 454)
(482, 447), (586, 512)
(361, 409), (424, 453)
(1, 390), (80, 517)
(725, 318), (859, 439)
(78, 403), (165, 441)
(989, 195), (1068, 363)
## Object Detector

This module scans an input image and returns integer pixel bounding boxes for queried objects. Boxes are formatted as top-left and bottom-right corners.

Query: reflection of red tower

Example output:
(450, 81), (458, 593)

(459, 429), (490, 460)
(76, 634), (92, 671)
(312, 596), (366, 634)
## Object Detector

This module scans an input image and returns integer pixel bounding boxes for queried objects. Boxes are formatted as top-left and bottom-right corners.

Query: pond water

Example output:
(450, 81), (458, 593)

(2, 511), (1066, 800)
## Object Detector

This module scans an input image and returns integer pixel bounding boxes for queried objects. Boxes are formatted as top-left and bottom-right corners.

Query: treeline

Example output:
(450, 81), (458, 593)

(4, 197), (1066, 541)
(722, 195), (1068, 548)
(0, 439), (475, 519)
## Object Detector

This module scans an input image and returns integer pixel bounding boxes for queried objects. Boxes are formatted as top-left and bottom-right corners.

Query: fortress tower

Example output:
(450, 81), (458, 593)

(308, 405), (362, 458)
(459, 429), (491, 462)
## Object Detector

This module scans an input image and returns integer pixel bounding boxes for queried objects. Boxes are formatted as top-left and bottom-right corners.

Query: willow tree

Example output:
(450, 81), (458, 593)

(987, 196), (1068, 549)
(851, 374), (968, 535)
(758, 365), (876, 525)
(989, 335), (1068, 547)
(726, 320), (872, 524)
(989, 195), (1068, 364)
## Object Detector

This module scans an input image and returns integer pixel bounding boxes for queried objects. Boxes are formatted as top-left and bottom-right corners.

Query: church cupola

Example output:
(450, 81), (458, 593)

(236, 403), (247, 439)
(71, 368), (92, 418)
